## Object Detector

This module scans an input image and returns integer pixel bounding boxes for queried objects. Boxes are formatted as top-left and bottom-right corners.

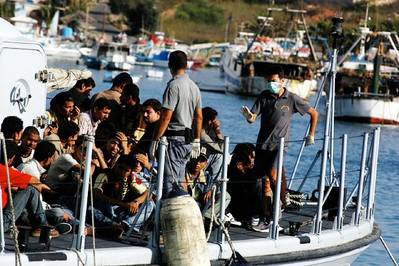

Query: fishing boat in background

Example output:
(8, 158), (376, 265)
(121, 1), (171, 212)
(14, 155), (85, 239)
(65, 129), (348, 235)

(0, 16), (390, 266)
(83, 42), (136, 71)
(221, 8), (320, 98)
(335, 11), (399, 124)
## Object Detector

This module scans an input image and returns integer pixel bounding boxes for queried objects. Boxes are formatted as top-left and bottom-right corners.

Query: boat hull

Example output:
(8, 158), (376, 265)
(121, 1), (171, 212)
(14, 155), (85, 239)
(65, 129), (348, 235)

(335, 95), (399, 124)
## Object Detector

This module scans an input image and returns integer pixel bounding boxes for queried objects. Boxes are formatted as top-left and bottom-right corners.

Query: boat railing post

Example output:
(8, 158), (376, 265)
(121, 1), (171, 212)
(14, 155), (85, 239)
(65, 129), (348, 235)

(271, 137), (284, 240)
(218, 136), (230, 244)
(337, 134), (347, 231)
(76, 135), (94, 252)
(367, 128), (380, 220)
(355, 133), (369, 225)
(0, 134), (4, 253)
(152, 137), (168, 249)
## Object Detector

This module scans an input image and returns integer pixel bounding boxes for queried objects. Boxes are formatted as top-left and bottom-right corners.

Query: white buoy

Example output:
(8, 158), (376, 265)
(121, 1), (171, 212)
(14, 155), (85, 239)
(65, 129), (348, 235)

(160, 195), (210, 266)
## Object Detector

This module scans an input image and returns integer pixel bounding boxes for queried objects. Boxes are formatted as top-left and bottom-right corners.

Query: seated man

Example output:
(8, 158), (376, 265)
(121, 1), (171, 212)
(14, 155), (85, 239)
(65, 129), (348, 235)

(92, 154), (154, 238)
(1, 140), (58, 237)
(183, 152), (231, 223)
(78, 97), (112, 136)
(227, 143), (259, 231)
(17, 141), (72, 234)
(44, 121), (80, 160)
(13, 126), (40, 167)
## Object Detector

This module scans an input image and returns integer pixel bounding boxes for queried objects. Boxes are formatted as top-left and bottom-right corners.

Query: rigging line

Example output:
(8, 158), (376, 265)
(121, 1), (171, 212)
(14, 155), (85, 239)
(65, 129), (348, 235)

(379, 236), (399, 266)
(1, 137), (22, 266)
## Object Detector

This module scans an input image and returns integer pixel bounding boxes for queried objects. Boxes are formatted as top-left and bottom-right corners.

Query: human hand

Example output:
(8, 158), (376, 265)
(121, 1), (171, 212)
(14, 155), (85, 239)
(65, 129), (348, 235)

(34, 183), (51, 192)
(116, 131), (129, 154)
(126, 201), (139, 214)
(203, 191), (213, 203)
(191, 139), (201, 159)
(149, 140), (159, 161)
(305, 135), (315, 146)
(70, 106), (80, 121)
(136, 153), (151, 170)
(240, 106), (253, 120)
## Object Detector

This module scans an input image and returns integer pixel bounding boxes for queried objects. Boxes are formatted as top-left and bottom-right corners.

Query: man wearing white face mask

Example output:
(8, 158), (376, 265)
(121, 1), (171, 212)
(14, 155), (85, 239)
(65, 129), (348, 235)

(240, 68), (318, 232)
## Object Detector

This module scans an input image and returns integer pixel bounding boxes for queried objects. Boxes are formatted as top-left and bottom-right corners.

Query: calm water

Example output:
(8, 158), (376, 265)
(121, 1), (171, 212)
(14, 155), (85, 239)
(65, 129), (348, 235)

(49, 59), (399, 265)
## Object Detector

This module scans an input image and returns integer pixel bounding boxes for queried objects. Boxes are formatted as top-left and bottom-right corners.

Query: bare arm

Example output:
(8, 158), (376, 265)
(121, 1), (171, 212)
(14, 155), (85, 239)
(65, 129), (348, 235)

(307, 107), (318, 136)
(247, 113), (257, 124)
(193, 107), (202, 139)
(152, 108), (173, 140)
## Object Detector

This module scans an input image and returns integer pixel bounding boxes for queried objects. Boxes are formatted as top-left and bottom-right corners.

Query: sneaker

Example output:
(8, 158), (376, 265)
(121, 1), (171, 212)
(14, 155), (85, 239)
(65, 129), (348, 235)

(251, 216), (260, 227)
(55, 222), (72, 235)
(224, 213), (241, 227)
(241, 221), (253, 231)
(252, 219), (270, 233)
(31, 228), (60, 238)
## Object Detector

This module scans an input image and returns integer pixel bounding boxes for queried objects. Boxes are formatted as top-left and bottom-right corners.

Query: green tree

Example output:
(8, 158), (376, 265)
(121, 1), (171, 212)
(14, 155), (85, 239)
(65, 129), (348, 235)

(175, 0), (224, 26)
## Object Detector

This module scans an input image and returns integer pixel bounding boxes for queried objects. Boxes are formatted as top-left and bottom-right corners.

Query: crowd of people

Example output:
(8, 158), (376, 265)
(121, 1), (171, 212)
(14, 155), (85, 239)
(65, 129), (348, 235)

(0, 50), (318, 242)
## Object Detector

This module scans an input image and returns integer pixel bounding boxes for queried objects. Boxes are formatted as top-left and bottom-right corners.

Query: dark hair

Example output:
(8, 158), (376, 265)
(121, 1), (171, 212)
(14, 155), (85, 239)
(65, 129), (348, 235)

(22, 126), (40, 140)
(0, 140), (19, 164)
(112, 72), (133, 88)
(115, 154), (135, 168)
(75, 135), (85, 148)
(50, 91), (75, 113)
(58, 121), (80, 141)
(231, 143), (255, 166)
(202, 107), (218, 126)
(142, 98), (162, 112)
(265, 66), (284, 79)
(123, 83), (140, 102)
(73, 77), (96, 90)
(34, 141), (56, 161)
(92, 97), (112, 110)
(168, 50), (187, 71)
(1, 116), (23, 138)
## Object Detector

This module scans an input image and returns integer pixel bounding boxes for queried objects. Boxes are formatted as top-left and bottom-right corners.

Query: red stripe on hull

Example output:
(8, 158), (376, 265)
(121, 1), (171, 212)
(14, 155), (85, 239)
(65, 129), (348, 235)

(336, 116), (399, 125)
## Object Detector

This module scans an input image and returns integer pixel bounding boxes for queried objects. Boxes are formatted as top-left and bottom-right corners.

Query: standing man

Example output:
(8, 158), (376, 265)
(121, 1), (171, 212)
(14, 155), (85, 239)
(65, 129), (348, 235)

(240, 68), (318, 231)
(150, 50), (202, 197)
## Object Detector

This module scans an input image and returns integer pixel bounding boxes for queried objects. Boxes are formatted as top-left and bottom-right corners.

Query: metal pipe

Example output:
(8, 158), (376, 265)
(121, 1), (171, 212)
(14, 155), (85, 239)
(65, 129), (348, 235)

(152, 137), (167, 248)
(367, 128), (380, 220)
(387, 34), (399, 64)
(337, 134), (347, 230)
(355, 133), (369, 225)
(288, 63), (329, 188)
(218, 136), (230, 244)
(271, 137), (284, 240)
(315, 48), (336, 234)
(329, 48), (338, 184)
(76, 135), (94, 252)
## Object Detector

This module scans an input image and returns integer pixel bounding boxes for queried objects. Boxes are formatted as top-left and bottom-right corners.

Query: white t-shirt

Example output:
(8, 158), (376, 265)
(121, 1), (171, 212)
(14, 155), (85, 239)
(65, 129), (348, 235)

(46, 153), (79, 191)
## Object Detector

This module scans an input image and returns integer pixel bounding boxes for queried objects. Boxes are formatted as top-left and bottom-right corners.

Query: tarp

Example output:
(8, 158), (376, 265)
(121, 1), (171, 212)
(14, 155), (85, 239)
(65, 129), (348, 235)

(46, 68), (92, 92)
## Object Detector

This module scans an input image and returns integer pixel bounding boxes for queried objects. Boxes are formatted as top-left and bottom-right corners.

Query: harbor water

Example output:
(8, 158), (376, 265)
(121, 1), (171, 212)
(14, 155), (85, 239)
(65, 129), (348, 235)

(48, 58), (399, 265)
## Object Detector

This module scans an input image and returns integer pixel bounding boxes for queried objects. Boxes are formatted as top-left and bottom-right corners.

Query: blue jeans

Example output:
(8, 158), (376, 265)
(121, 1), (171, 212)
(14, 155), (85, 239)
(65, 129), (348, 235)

(206, 153), (223, 182)
(3, 185), (47, 231)
(90, 199), (154, 232)
(163, 136), (192, 197)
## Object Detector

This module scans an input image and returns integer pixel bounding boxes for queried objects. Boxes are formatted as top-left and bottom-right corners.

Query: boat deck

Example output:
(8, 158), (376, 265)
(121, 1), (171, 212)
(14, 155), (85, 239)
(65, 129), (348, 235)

(3, 203), (357, 253)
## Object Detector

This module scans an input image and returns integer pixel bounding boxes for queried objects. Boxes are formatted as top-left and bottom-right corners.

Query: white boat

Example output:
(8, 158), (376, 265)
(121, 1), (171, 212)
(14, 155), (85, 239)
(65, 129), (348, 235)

(146, 69), (164, 79)
(103, 71), (142, 84)
(335, 25), (399, 124)
(0, 17), (384, 266)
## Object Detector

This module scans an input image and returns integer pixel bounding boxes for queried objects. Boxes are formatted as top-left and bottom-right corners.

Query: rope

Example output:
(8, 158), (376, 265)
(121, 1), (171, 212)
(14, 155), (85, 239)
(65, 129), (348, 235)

(214, 217), (237, 260)
(380, 236), (398, 266)
(1, 139), (22, 266)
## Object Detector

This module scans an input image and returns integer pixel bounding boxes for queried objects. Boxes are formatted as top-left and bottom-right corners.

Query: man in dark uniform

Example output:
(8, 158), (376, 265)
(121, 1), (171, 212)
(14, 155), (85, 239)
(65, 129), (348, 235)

(240, 68), (318, 232)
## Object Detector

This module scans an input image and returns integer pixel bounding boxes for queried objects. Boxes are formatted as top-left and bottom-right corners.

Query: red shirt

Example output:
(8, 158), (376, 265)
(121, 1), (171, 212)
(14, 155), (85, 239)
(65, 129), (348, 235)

(0, 164), (32, 208)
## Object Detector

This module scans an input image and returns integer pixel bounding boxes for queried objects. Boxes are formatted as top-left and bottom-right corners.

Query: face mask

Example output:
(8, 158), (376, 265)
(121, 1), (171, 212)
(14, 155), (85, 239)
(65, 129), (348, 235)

(267, 81), (281, 94)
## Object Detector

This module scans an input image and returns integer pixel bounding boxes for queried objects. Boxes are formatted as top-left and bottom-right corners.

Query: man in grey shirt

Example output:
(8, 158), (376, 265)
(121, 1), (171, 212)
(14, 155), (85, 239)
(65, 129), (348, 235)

(150, 50), (202, 197)
(241, 67), (318, 232)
